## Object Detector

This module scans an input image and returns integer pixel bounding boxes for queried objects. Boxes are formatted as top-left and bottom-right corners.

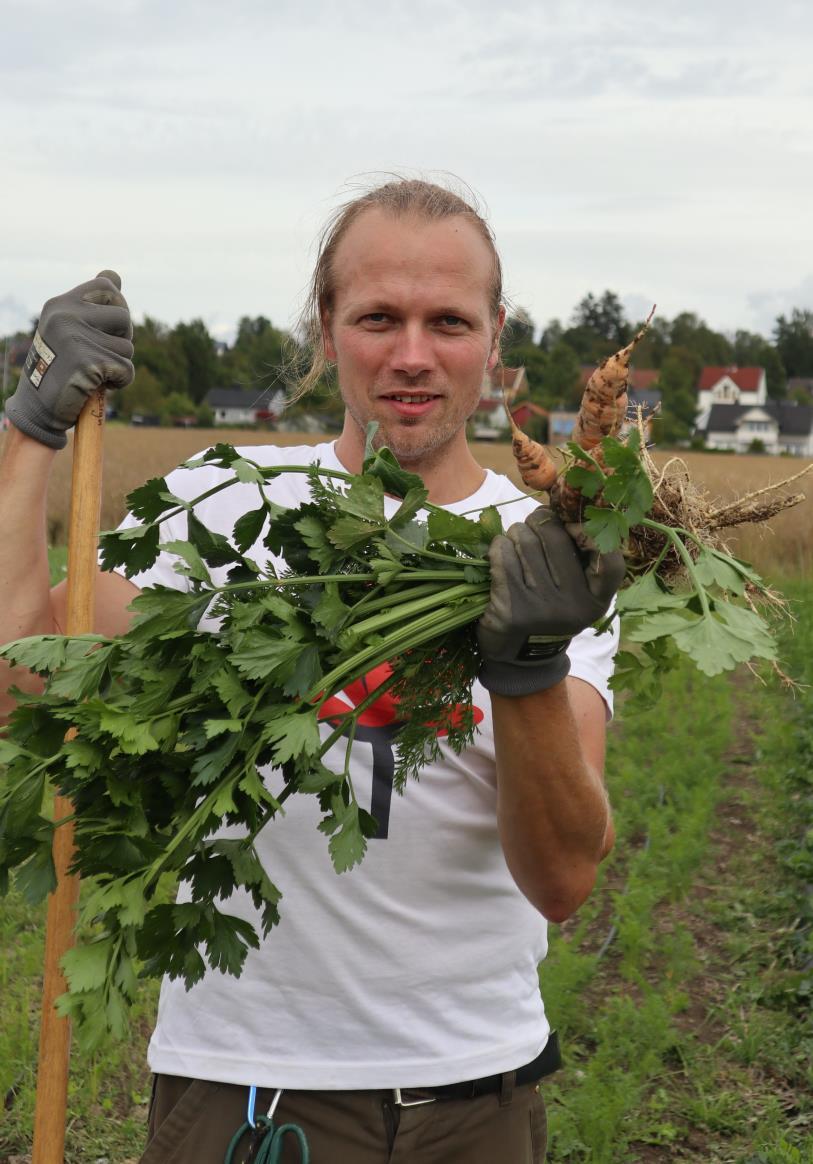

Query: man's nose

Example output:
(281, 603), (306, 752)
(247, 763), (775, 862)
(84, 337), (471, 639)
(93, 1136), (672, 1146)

(390, 323), (434, 377)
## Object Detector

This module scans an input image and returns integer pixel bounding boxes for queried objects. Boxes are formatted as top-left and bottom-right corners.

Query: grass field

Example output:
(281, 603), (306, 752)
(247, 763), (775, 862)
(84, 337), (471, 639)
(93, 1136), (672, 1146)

(0, 434), (811, 1162)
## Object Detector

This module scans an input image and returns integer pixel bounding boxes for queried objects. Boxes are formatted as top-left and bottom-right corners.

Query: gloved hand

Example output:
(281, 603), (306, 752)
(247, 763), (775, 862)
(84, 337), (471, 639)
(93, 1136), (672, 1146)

(6, 270), (134, 449)
(477, 507), (625, 696)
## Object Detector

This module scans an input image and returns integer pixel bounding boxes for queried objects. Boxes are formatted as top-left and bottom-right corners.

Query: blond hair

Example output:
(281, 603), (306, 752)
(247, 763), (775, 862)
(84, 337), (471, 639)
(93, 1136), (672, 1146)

(290, 177), (503, 401)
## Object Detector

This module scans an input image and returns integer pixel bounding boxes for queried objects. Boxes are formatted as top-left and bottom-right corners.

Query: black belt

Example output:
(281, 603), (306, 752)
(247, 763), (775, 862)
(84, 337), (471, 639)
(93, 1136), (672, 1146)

(392, 1031), (561, 1106)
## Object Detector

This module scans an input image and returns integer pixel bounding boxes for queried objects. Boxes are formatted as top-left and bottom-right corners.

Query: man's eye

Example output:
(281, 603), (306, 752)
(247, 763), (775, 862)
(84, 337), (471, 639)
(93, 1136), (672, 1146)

(363, 313), (389, 324)
(439, 315), (465, 327)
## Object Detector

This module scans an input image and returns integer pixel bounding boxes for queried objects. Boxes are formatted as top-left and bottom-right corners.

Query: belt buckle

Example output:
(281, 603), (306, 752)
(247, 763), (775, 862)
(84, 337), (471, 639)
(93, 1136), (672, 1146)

(392, 1087), (437, 1108)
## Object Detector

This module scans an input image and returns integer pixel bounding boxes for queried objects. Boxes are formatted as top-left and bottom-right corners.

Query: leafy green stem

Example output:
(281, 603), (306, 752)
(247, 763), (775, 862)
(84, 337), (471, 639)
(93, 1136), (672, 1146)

(343, 582), (487, 641)
(640, 518), (712, 618)
(314, 669), (402, 759)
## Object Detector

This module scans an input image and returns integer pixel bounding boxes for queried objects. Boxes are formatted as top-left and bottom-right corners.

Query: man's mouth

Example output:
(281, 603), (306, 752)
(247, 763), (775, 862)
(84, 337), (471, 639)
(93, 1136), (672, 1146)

(379, 393), (442, 418)
(385, 394), (439, 404)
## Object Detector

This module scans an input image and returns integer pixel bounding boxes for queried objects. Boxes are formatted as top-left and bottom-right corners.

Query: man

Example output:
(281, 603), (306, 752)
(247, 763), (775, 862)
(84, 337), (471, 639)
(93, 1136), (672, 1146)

(0, 178), (623, 1163)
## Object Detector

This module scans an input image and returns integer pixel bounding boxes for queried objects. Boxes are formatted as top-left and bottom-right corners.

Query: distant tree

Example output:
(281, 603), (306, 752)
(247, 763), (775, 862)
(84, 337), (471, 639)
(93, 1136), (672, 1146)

(133, 317), (189, 397)
(538, 318), (563, 352)
(630, 314), (671, 370)
(502, 308), (535, 355)
(655, 354), (698, 445)
(774, 309), (813, 378)
(196, 402), (215, 428)
(225, 316), (287, 383)
(572, 291), (631, 346)
(732, 329), (766, 364)
(161, 391), (198, 424)
(118, 366), (165, 421)
(732, 330), (786, 398)
(669, 312), (733, 366)
(496, 342), (549, 406)
(560, 322), (612, 364)
(544, 342), (582, 408)
(172, 319), (220, 403)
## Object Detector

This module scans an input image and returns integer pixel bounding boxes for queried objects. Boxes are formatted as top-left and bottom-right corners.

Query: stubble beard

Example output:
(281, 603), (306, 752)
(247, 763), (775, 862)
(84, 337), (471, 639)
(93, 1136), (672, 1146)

(341, 372), (481, 468)
(343, 398), (468, 468)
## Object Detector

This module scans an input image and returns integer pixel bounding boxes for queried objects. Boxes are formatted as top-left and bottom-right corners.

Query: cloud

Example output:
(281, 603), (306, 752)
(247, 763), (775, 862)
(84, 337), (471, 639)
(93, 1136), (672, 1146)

(747, 276), (813, 336)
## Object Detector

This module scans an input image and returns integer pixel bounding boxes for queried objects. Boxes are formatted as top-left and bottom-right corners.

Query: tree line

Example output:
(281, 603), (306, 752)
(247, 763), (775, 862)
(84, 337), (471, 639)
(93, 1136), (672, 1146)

(2, 294), (812, 443)
(501, 292), (813, 444)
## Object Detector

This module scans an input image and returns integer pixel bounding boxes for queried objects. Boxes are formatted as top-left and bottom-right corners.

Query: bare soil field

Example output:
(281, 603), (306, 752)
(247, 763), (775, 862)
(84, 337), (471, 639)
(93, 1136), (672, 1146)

(3, 427), (810, 578)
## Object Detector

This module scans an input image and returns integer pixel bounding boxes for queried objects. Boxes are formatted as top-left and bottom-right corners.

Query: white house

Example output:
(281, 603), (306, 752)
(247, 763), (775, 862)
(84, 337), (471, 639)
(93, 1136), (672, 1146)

(695, 366), (767, 429)
(204, 387), (285, 426)
(471, 366), (527, 439)
(698, 402), (813, 456)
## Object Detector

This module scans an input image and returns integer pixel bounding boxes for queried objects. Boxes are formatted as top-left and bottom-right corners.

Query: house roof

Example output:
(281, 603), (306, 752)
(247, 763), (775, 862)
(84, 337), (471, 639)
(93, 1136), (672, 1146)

(697, 366), (764, 393)
(627, 387), (661, 415)
(205, 387), (282, 410)
(701, 402), (813, 436)
(510, 402), (549, 426)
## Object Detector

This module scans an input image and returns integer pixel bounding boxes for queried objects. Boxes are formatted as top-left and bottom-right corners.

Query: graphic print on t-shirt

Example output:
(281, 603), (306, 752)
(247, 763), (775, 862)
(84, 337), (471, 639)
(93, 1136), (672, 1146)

(318, 663), (484, 839)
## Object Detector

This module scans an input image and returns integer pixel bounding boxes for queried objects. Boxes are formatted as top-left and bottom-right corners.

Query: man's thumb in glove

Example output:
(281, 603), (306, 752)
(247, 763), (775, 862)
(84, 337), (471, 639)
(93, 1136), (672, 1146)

(79, 269), (130, 314)
(564, 523), (626, 605)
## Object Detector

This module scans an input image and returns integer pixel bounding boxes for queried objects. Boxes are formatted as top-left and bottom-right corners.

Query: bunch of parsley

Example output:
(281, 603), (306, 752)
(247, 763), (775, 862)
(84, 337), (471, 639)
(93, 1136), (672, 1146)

(0, 429), (781, 1044)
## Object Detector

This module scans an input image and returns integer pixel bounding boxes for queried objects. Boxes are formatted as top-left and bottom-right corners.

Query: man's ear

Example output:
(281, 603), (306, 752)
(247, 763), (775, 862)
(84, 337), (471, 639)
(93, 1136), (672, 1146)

(487, 304), (507, 370)
(322, 312), (337, 362)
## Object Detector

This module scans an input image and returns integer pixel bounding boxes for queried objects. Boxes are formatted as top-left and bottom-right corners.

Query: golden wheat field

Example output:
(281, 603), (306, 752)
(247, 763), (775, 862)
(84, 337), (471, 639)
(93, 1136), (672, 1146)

(3, 427), (811, 579)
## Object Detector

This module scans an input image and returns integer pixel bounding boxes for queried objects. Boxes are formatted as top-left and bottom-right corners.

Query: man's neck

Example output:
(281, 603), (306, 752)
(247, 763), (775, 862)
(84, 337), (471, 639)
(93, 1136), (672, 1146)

(333, 425), (487, 505)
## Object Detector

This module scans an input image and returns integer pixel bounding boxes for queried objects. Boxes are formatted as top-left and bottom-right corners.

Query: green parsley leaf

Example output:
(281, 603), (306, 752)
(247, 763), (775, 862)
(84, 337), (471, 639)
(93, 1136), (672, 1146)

(261, 710), (321, 765)
(164, 540), (213, 585)
(427, 510), (487, 550)
(14, 843), (56, 904)
(582, 505), (630, 553)
(390, 485), (429, 528)
(61, 939), (113, 993)
(230, 632), (302, 682)
(615, 571), (690, 614)
(233, 504), (268, 553)
(98, 523), (161, 576)
(126, 476), (186, 521)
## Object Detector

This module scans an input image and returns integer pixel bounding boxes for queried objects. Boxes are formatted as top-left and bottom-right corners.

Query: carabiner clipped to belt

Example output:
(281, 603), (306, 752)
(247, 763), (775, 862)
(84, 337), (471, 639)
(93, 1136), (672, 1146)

(224, 1085), (310, 1163)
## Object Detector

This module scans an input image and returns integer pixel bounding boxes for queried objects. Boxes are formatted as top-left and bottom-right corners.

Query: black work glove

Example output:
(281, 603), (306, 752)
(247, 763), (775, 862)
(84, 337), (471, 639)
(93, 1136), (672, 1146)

(6, 270), (134, 449)
(477, 507), (625, 696)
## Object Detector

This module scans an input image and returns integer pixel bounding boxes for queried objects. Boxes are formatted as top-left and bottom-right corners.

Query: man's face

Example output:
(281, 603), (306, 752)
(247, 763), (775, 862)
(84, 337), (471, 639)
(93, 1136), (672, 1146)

(324, 208), (504, 467)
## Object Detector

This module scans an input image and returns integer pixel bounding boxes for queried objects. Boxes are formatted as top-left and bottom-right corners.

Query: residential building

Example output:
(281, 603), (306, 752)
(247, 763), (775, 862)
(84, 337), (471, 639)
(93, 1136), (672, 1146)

(471, 366), (527, 439)
(698, 402), (813, 456)
(695, 366), (767, 428)
(547, 410), (579, 446)
(204, 387), (285, 426)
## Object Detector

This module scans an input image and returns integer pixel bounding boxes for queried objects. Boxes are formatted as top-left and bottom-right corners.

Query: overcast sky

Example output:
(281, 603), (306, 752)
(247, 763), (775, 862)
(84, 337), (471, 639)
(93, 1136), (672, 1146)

(2, 0), (811, 346)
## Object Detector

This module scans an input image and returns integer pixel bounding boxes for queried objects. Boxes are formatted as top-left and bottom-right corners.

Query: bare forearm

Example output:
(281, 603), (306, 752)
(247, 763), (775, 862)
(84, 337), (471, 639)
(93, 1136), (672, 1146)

(492, 680), (612, 922)
(0, 427), (62, 717)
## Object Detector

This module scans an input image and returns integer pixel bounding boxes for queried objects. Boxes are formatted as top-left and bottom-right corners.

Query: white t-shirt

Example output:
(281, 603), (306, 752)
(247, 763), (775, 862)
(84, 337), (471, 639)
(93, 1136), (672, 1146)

(115, 441), (618, 1090)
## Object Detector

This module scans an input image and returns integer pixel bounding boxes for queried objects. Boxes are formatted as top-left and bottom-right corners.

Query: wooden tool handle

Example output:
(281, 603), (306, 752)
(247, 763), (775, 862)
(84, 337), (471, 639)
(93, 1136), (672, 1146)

(32, 389), (106, 1164)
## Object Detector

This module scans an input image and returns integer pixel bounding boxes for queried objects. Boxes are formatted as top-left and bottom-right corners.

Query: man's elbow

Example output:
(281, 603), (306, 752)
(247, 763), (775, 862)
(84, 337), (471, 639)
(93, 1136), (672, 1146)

(537, 823), (615, 921)
(513, 861), (600, 924)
